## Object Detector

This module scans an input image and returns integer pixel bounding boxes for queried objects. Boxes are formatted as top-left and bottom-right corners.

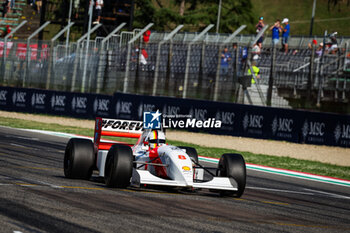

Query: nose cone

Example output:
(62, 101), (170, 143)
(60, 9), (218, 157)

(172, 152), (194, 186)
(158, 145), (194, 187)
(181, 165), (193, 186)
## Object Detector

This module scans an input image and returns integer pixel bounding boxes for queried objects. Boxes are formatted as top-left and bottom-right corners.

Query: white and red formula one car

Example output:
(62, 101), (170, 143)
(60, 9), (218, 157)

(64, 118), (246, 197)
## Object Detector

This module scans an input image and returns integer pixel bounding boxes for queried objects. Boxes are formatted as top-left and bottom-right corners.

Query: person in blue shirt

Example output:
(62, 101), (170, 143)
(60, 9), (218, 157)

(281, 18), (290, 54)
(269, 19), (282, 46)
(220, 47), (232, 76)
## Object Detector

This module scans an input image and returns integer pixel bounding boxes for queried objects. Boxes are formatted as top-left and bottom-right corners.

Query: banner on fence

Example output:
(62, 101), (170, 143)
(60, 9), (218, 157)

(0, 87), (349, 148)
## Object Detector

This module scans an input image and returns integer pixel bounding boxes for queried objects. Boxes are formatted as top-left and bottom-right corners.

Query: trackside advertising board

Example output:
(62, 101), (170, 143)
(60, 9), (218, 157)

(0, 86), (349, 148)
(0, 86), (112, 119)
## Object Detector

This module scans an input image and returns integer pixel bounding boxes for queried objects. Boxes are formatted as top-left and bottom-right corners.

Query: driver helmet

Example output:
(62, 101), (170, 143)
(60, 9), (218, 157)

(147, 130), (166, 149)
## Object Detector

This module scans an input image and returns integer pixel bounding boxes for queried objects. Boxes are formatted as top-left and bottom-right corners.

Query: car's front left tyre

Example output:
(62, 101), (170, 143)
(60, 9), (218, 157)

(104, 144), (133, 188)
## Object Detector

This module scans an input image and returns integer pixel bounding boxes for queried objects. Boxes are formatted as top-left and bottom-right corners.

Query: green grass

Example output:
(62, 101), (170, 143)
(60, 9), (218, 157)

(0, 115), (349, 180)
(252, 0), (350, 36)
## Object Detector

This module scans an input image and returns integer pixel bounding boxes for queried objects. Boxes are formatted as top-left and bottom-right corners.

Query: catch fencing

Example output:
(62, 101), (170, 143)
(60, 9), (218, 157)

(0, 30), (349, 109)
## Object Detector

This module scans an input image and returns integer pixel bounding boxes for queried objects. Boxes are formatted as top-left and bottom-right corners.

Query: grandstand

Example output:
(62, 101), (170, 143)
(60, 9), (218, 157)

(0, 0), (42, 39)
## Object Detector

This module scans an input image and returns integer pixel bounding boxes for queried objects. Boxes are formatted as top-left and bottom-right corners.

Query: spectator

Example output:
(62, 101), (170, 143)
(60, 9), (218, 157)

(269, 19), (282, 46)
(140, 48), (148, 65)
(346, 52), (350, 70)
(328, 32), (338, 54)
(241, 45), (248, 62)
(2, 0), (9, 18)
(233, 43), (248, 76)
(281, 18), (290, 54)
(143, 30), (151, 43)
(0, 27), (6, 37)
(5, 24), (11, 36)
(36, 0), (42, 14)
(220, 47), (232, 76)
(251, 43), (261, 60)
(9, 0), (14, 13)
(93, 0), (104, 24)
(316, 43), (324, 57)
(255, 16), (265, 48)
(308, 40), (324, 57)
(132, 46), (148, 65)
(248, 61), (260, 84)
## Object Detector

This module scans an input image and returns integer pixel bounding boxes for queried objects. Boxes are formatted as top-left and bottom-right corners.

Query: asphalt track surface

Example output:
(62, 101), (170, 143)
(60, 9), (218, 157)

(0, 126), (349, 233)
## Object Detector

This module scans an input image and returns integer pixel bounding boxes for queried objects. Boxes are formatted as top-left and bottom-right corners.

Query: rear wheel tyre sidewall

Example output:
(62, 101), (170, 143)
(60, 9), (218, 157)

(218, 153), (246, 197)
(64, 138), (95, 179)
(105, 144), (133, 188)
(179, 146), (198, 164)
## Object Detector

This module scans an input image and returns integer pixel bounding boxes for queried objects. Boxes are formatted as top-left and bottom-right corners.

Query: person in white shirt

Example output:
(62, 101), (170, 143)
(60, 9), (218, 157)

(251, 43), (261, 60)
(93, 0), (103, 24)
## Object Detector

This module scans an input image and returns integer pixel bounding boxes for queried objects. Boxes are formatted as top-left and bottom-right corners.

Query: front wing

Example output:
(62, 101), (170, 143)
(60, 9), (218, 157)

(131, 169), (238, 191)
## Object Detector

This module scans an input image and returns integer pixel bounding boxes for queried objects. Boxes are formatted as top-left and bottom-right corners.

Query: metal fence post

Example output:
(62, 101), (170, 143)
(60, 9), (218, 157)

(96, 23), (126, 93)
(123, 23), (154, 93)
(70, 23), (101, 92)
(316, 65), (324, 107)
(71, 44), (81, 91)
(65, 0), (73, 56)
(47, 22), (75, 90)
(1, 20), (27, 84)
(183, 24), (214, 98)
(267, 44), (276, 106)
(123, 43), (132, 93)
(23, 21), (50, 87)
(316, 30), (328, 107)
(196, 41), (206, 98)
(46, 40), (54, 90)
(307, 43), (315, 102)
(81, 2), (94, 93)
(342, 42), (349, 100)
(165, 41), (173, 95)
(213, 25), (247, 101)
(213, 44), (222, 101)
(153, 25), (183, 96)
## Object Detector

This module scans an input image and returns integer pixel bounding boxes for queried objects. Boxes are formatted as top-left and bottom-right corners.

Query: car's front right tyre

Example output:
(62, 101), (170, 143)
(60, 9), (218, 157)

(179, 146), (198, 164)
(218, 153), (246, 197)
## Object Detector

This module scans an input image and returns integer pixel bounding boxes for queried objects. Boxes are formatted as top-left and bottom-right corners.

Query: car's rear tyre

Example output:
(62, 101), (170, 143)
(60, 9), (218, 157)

(104, 144), (133, 188)
(64, 138), (95, 179)
(218, 153), (246, 197)
(179, 146), (198, 164)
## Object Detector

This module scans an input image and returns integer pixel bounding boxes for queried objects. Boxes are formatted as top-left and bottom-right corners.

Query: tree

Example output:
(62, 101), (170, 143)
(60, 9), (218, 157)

(180, 0), (254, 33)
(133, 0), (254, 33)
(133, 0), (179, 31)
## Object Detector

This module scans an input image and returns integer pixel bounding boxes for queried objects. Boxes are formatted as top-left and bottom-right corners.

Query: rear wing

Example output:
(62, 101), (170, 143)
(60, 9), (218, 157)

(94, 117), (143, 151)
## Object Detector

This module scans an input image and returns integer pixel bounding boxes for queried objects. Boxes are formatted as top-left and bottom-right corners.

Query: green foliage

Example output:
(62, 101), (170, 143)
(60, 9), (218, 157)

(251, 0), (350, 36)
(133, 0), (254, 33)
(218, 0), (255, 32)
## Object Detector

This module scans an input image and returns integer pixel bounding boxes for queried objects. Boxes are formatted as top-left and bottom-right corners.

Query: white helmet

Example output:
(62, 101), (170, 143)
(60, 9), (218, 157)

(146, 130), (166, 149)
